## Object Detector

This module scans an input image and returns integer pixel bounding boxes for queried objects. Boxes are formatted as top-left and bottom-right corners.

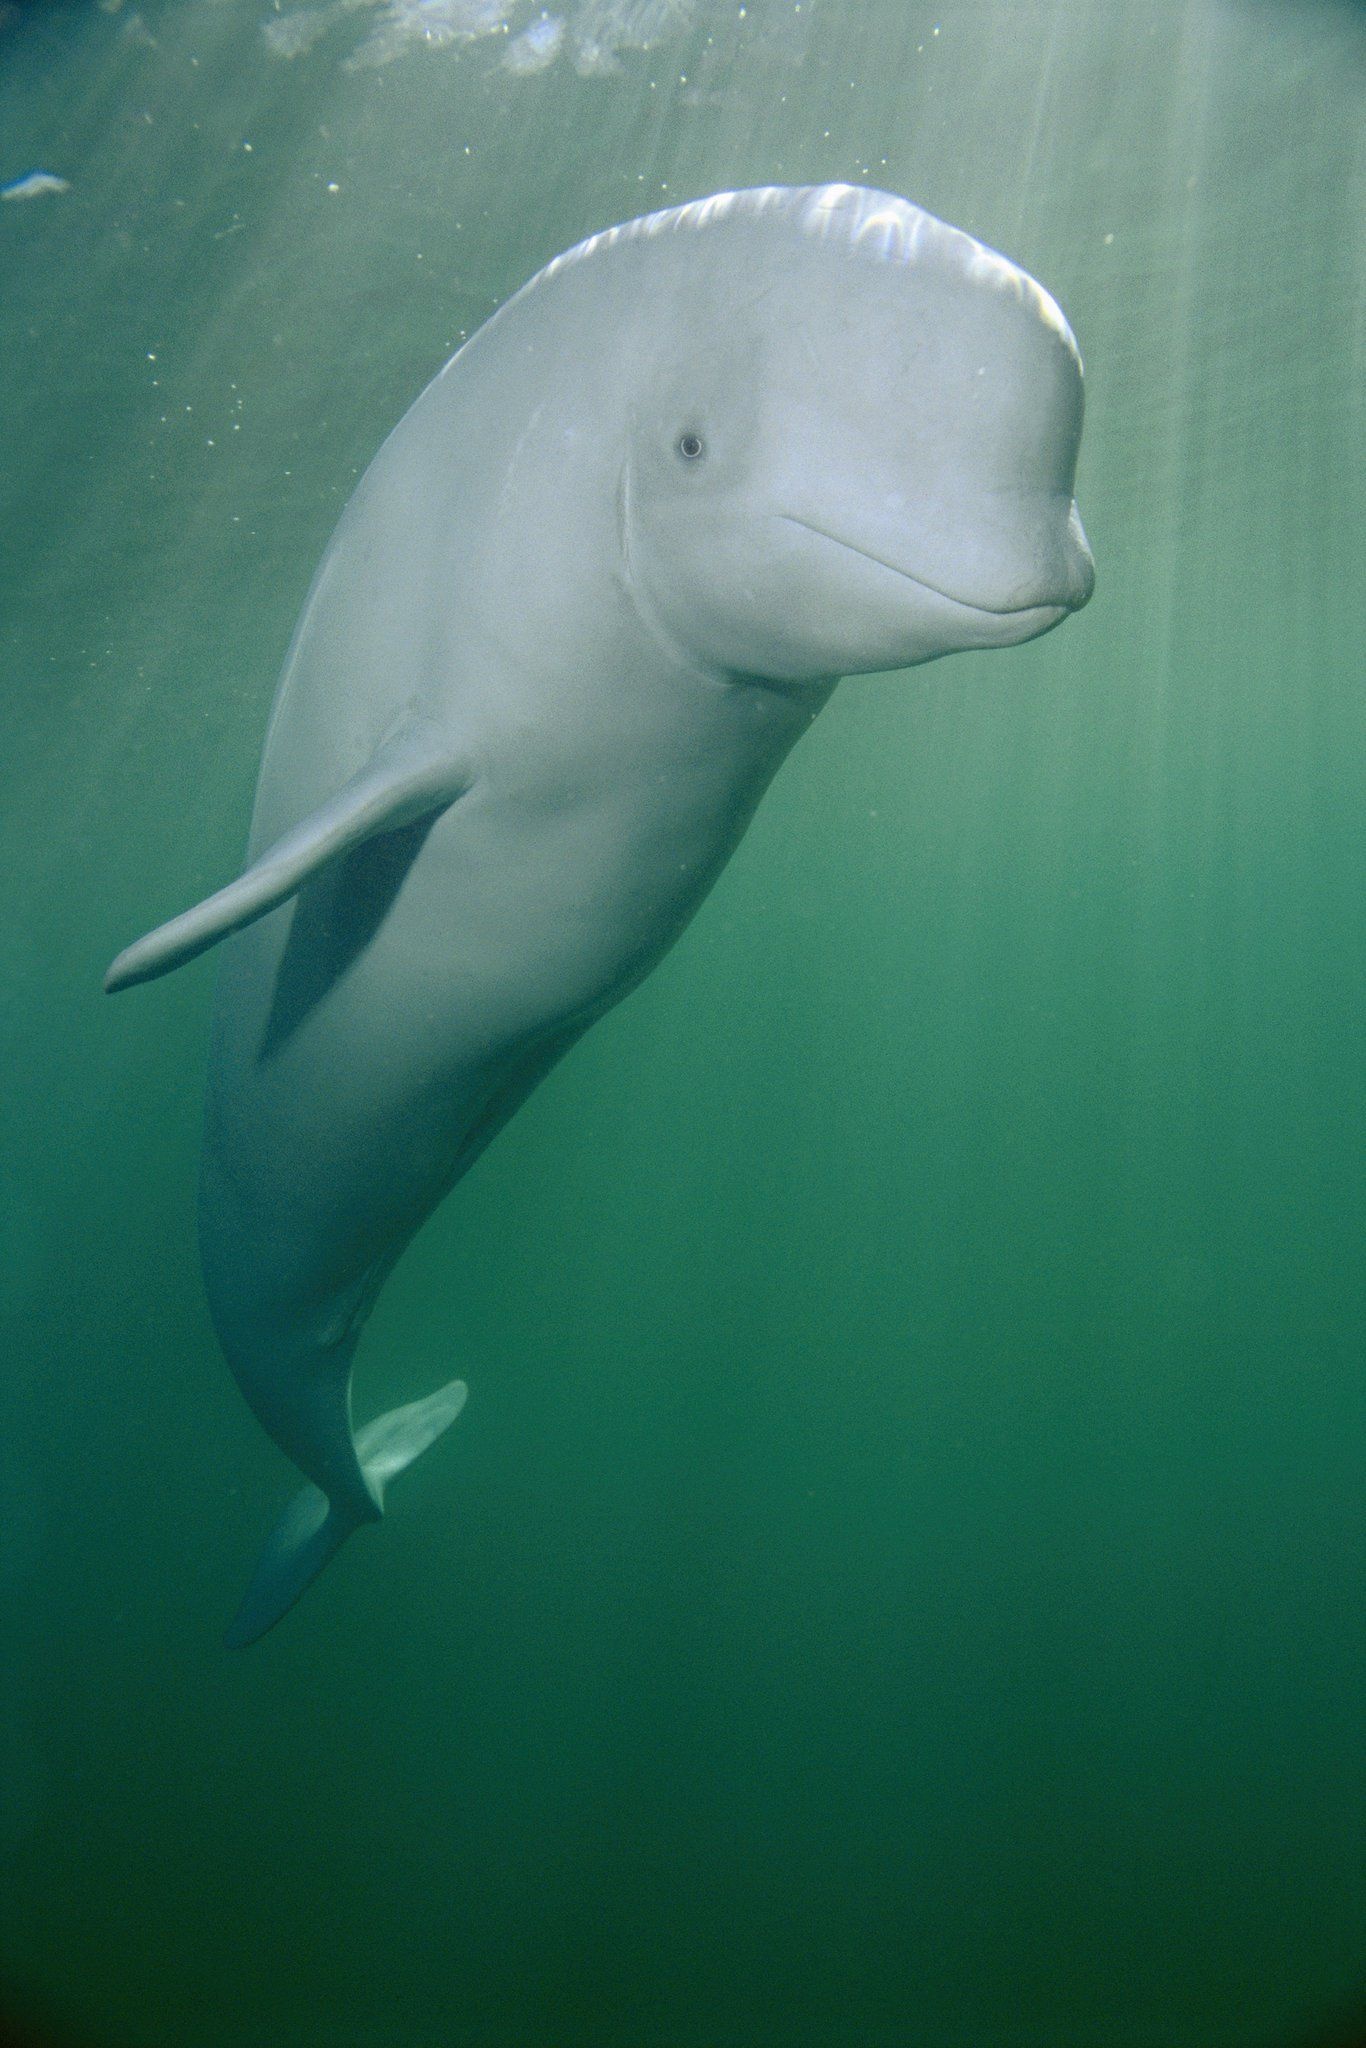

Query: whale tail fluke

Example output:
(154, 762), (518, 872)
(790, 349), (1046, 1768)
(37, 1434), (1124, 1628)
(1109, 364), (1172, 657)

(224, 1377), (468, 1649)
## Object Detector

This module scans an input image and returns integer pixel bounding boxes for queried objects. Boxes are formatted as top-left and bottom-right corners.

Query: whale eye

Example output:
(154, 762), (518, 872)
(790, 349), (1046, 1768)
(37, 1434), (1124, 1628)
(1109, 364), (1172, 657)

(676, 431), (705, 462)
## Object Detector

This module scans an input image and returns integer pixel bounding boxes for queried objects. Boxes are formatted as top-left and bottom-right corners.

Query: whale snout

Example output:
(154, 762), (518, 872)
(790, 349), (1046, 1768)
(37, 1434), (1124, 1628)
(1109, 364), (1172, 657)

(993, 499), (1093, 623)
(957, 497), (1095, 621)
(778, 486), (1093, 652)
(1058, 501), (1095, 613)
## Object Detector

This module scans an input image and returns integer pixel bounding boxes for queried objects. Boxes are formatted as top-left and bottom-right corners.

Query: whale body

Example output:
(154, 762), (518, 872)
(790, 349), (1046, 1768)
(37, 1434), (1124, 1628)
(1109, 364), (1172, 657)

(106, 184), (1095, 1646)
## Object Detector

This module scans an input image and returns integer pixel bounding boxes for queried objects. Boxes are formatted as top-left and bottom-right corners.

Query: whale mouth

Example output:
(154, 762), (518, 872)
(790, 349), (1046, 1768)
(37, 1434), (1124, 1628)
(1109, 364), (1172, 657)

(778, 514), (1077, 627)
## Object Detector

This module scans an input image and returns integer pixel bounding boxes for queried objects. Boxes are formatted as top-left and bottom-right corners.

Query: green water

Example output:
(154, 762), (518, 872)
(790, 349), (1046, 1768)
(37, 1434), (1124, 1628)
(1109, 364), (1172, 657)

(1, 2), (1363, 2044)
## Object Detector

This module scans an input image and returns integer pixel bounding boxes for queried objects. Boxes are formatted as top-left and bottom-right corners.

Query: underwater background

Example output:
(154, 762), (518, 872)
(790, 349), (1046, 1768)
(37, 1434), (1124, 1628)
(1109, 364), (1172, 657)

(1, 1), (1363, 2044)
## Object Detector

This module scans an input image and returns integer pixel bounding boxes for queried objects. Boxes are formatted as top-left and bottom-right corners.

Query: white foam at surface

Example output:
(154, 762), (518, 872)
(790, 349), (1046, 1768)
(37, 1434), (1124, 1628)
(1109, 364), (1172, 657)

(262, 8), (334, 57)
(503, 10), (565, 72)
(345, 0), (513, 69)
(571, 0), (692, 72)
(260, 0), (697, 73)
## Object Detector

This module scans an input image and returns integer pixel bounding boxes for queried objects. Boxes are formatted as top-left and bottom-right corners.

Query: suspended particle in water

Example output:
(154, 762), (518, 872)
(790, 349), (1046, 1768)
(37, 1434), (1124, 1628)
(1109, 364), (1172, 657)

(1, 169), (70, 201)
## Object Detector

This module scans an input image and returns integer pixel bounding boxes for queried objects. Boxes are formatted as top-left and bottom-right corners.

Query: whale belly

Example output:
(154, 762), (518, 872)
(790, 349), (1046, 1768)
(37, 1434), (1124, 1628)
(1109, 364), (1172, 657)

(198, 772), (736, 1340)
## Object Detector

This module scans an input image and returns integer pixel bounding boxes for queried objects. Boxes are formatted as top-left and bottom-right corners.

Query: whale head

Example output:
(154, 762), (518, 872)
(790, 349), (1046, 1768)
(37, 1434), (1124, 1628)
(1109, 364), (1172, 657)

(616, 185), (1094, 687)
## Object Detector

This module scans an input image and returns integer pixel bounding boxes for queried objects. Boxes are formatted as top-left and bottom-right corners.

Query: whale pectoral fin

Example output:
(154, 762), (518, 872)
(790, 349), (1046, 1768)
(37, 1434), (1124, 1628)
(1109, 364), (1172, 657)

(104, 726), (475, 993)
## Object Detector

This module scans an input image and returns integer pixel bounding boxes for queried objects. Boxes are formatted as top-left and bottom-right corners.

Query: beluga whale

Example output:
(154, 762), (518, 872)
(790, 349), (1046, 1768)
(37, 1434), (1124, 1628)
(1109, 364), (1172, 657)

(105, 184), (1095, 1647)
